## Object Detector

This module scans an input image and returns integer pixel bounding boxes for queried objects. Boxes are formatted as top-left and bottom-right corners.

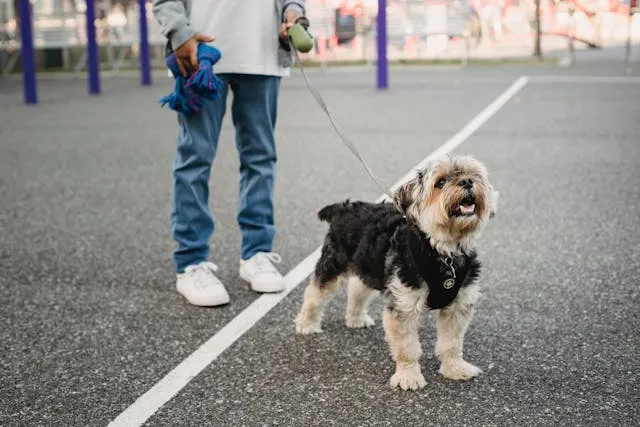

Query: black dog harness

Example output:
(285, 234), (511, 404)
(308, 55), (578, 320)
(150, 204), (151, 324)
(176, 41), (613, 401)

(402, 225), (480, 310)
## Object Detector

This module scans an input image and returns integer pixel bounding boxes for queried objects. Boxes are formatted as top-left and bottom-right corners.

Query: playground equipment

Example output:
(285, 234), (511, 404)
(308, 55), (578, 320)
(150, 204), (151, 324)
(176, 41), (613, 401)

(9, 0), (390, 103)
(14, 0), (152, 105)
(7, 0), (637, 106)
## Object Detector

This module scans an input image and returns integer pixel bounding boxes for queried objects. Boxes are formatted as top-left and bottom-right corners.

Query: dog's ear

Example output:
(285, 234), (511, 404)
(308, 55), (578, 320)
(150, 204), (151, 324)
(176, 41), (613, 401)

(393, 172), (422, 214)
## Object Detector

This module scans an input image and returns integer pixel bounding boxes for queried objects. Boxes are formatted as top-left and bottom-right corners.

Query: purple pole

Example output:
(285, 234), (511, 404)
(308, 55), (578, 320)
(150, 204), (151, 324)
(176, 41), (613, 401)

(85, 0), (100, 94)
(18, 0), (37, 104)
(138, 0), (151, 86)
(376, 0), (388, 90)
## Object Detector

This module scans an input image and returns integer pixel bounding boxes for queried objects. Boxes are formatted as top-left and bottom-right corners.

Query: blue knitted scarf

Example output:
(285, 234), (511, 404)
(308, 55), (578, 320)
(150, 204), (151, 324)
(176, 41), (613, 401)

(159, 44), (224, 115)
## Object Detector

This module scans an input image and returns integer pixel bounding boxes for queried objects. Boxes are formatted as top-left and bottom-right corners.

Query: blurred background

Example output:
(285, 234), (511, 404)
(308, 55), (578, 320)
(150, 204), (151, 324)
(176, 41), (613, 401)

(0, 0), (638, 74)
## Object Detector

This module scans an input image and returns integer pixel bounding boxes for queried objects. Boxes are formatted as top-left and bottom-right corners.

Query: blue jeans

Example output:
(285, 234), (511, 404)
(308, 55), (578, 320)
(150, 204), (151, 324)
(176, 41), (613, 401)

(170, 73), (281, 273)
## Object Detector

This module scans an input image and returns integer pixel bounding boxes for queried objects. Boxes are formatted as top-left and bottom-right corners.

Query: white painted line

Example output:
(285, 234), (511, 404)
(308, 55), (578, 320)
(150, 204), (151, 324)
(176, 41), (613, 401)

(530, 75), (640, 84)
(384, 76), (529, 199)
(108, 76), (529, 427)
(108, 248), (322, 427)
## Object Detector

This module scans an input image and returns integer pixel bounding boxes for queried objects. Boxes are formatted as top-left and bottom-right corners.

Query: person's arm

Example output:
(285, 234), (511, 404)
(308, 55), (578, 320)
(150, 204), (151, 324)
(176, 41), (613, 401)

(151, 0), (196, 51)
(279, 0), (307, 39)
(151, 0), (213, 76)
(283, 0), (306, 18)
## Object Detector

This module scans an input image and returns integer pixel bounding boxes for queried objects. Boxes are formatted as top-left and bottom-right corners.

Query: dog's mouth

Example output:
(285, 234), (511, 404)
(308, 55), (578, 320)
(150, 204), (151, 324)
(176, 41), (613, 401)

(452, 195), (476, 217)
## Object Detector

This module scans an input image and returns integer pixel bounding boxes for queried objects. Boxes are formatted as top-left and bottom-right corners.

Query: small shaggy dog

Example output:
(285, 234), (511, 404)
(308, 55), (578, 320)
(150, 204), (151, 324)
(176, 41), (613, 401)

(295, 154), (498, 390)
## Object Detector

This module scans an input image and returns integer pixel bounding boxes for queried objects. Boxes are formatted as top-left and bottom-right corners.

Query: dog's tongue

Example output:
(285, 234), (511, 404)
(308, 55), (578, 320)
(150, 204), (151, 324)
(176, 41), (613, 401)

(459, 204), (475, 214)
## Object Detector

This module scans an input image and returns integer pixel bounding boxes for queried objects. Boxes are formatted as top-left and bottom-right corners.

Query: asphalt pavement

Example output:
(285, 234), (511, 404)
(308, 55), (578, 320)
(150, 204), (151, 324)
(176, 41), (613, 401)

(1, 60), (639, 426)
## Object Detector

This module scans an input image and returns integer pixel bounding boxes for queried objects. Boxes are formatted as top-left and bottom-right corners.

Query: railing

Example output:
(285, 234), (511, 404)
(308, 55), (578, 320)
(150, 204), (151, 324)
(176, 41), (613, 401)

(0, 0), (637, 76)
(0, 2), (166, 75)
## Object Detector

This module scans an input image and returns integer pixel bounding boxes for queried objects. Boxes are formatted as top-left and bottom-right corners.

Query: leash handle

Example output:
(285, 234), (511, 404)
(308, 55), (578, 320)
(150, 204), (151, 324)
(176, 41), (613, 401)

(287, 19), (314, 53)
(290, 48), (394, 201)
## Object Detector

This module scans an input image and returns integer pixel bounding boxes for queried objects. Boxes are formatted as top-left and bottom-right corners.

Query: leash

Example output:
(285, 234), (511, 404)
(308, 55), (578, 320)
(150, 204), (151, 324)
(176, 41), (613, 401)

(290, 48), (394, 201)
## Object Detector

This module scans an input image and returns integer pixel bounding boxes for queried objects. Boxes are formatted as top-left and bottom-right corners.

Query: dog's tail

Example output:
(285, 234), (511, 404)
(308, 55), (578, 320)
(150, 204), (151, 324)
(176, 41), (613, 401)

(317, 200), (351, 223)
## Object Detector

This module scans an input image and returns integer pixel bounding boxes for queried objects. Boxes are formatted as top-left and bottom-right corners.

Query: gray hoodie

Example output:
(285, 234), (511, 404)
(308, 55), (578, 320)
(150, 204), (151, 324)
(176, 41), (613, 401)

(151, 0), (306, 72)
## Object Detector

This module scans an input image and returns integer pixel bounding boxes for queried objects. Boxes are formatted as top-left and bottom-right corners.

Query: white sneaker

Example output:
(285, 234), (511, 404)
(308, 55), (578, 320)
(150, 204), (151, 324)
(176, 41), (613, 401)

(239, 252), (286, 293)
(176, 261), (230, 306)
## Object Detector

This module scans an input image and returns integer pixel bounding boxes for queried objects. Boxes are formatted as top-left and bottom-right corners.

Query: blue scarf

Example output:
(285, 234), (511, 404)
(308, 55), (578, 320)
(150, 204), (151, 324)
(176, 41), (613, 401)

(159, 44), (224, 115)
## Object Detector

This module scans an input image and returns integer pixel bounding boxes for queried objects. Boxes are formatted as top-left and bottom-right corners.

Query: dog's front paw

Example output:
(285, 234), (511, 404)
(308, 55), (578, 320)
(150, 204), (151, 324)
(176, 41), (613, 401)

(346, 314), (374, 329)
(439, 360), (482, 381)
(295, 313), (323, 335)
(389, 365), (427, 391)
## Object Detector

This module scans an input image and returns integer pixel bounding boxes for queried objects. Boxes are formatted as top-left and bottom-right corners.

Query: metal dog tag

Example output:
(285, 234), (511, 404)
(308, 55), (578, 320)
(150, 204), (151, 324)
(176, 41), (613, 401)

(443, 278), (455, 289)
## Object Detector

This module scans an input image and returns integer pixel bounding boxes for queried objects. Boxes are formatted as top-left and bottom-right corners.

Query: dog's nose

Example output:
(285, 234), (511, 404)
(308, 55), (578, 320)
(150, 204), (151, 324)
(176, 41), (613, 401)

(459, 178), (474, 188)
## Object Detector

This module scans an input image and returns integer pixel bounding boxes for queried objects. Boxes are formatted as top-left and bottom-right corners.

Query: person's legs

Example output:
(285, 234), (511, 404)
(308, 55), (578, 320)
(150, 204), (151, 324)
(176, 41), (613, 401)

(229, 73), (285, 293)
(228, 74), (281, 260)
(170, 76), (230, 273)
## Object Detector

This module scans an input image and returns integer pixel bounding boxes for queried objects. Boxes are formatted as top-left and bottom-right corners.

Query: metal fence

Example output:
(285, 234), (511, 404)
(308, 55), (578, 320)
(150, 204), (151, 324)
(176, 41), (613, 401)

(303, 0), (477, 64)
(1, 0), (638, 75)
(301, 0), (639, 64)
(1, 0), (165, 74)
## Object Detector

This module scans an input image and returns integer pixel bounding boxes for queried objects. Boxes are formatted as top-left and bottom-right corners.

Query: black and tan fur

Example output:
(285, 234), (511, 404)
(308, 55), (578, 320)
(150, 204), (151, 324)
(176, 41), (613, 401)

(295, 154), (498, 390)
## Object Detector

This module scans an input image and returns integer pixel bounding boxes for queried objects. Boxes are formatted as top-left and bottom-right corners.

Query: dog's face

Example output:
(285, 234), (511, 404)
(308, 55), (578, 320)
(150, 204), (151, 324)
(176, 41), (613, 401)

(393, 154), (498, 253)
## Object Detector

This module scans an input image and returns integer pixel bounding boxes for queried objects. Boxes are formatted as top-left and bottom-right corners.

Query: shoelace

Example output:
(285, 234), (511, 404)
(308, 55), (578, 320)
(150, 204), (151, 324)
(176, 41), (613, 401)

(184, 262), (219, 288)
(252, 252), (282, 274)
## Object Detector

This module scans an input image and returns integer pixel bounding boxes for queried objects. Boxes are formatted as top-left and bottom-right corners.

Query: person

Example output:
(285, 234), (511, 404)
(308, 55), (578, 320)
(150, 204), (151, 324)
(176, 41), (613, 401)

(152, 0), (307, 307)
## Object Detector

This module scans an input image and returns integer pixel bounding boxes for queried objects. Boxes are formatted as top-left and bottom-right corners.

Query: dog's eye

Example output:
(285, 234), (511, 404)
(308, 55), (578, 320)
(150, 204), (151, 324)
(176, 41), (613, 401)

(435, 178), (446, 189)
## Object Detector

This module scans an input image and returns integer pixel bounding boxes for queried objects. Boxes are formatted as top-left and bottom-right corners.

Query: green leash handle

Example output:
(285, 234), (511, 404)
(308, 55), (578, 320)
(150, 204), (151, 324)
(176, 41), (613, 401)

(287, 17), (314, 53)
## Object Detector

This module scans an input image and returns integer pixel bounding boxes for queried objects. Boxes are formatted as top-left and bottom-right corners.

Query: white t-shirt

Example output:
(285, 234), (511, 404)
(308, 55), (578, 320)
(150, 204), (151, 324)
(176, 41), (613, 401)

(189, 0), (290, 77)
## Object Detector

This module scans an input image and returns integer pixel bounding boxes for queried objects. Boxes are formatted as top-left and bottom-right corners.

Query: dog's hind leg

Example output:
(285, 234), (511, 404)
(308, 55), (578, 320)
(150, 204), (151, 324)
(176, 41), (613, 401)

(295, 275), (342, 335)
(345, 277), (377, 329)
(435, 284), (482, 381)
(296, 241), (348, 334)
(383, 279), (428, 391)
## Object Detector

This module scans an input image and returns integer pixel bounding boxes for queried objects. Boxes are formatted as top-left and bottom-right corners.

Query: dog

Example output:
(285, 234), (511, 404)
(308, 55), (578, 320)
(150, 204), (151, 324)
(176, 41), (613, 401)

(294, 154), (498, 391)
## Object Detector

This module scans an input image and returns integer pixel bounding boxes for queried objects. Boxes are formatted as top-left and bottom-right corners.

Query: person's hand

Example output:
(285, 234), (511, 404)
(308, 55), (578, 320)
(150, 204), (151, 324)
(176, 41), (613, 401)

(279, 10), (302, 40)
(175, 32), (215, 77)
